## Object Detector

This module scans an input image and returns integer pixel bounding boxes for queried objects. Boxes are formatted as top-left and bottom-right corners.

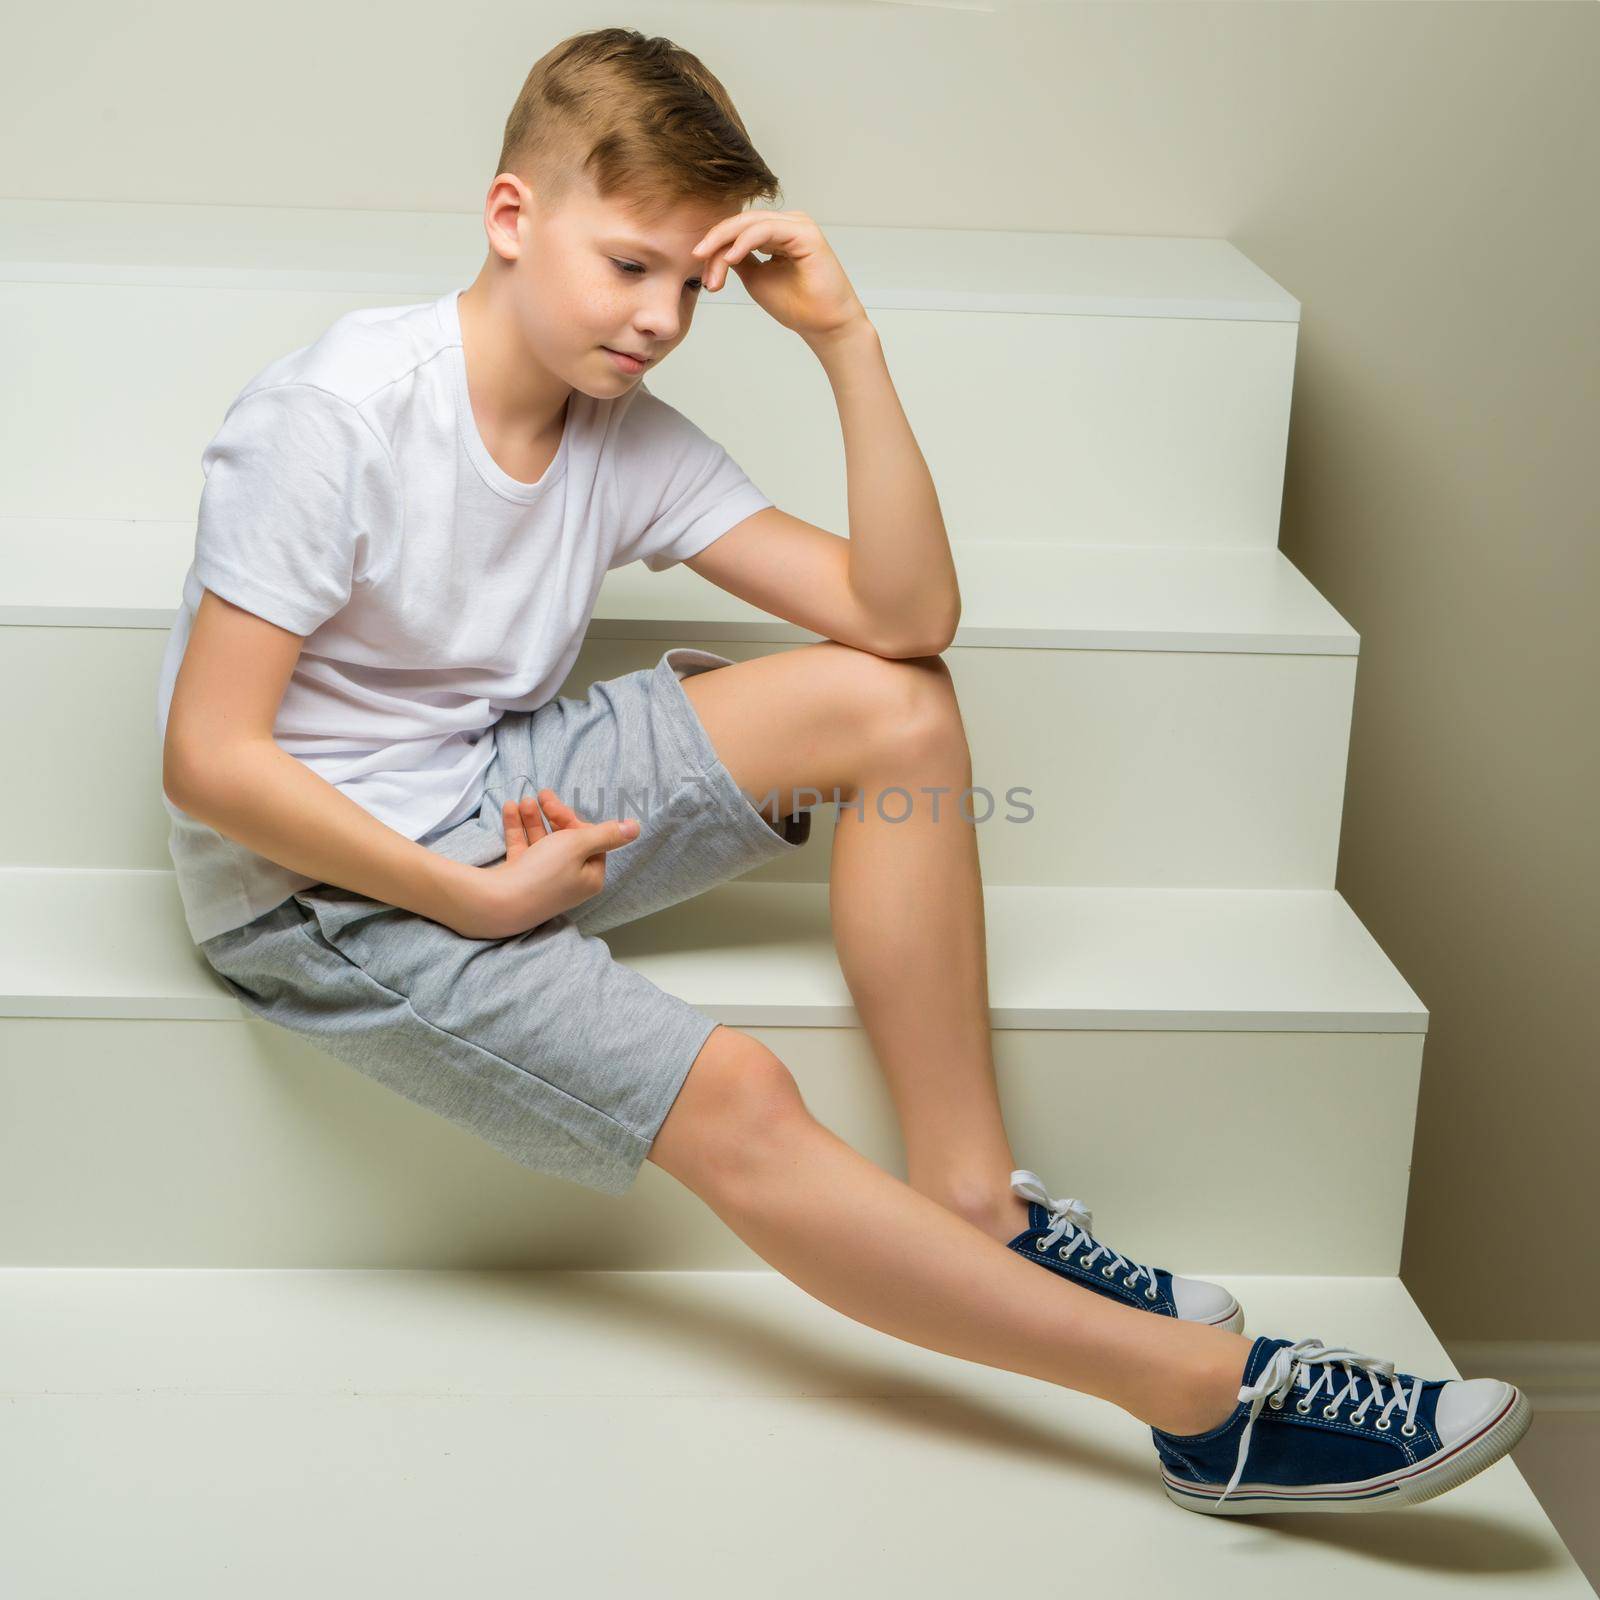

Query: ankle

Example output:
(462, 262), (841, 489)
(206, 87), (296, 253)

(1148, 1334), (1253, 1438)
(911, 1173), (1030, 1244)
(950, 1190), (1031, 1245)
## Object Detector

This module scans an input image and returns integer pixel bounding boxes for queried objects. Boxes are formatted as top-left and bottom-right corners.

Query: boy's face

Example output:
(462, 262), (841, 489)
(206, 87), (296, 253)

(505, 173), (732, 396)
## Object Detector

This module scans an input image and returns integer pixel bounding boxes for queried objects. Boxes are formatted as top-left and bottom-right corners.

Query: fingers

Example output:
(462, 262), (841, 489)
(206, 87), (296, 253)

(692, 212), (758, 265)
(586, 816), (640, 851)
(501, 798), (528, 847)
(532, 788), (577, 825)
(534, 789), (634, 836)
(503, 794), (557, 849)
(704, 224), (777, 291)
(522, 793), (554, 835)
(693, 209), (803, 289)
(515, 789), (638, 848)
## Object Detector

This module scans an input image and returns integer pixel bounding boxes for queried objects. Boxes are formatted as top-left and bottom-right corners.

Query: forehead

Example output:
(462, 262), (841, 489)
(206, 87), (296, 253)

(592, 192), (738, 252)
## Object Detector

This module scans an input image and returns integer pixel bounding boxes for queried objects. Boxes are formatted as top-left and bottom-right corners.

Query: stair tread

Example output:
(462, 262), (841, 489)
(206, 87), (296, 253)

(607, 540), (1357, 653)
(0, 870), (1425, 1030)
(1, 520), (1356, 653)
(0, 197), (1300, 321)
(0, 1268), (1583, 1596)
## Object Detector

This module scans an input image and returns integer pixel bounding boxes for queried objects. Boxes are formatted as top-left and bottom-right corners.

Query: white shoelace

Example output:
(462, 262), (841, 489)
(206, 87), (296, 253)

(1009, 1171), (1158, 1297)
(1218, 1337), (1426, 1505)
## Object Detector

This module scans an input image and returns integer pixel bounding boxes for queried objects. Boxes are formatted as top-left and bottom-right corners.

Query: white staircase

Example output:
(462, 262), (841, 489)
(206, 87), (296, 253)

(0, 199), (1590, 1596)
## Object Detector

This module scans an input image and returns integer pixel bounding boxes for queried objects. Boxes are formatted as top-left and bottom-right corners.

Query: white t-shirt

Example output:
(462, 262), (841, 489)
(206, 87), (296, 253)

(155, 286), (772, 946)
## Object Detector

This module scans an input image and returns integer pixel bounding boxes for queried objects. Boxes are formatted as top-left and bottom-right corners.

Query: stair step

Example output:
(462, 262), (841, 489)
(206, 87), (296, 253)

(0, 196), (1299, 316)
(602, 539), (1358, 654)
(4, 523), (1357, 653)
(0, 1267), (1586, 1598)
(9, 637), (1359, 888)
(3, 541), (1359, 887)
(0, 871), (1424, 1030)
(0, 199), (1299, 549)
(2, 872), (1425, 1274)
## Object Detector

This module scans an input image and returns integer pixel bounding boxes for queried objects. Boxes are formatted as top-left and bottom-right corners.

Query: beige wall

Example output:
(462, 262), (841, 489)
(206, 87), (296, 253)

(4, 0), (1594, 1340)
(1250, 10), (1598, 1342)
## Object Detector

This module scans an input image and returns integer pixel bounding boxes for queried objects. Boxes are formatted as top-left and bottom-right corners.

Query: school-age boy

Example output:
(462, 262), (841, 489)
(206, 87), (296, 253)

(155, 27), (1528, 1515)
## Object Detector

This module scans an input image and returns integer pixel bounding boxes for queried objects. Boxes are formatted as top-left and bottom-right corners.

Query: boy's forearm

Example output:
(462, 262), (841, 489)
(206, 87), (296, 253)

(805, 318), (961, 653)
(167, 740), (473, 928)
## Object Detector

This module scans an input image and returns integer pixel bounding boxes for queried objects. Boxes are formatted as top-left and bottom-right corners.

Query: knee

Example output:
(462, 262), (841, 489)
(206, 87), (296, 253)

(809, 642), (959, 755)
(646, 1025), (813, 1195)
(867, 651), (966, 766)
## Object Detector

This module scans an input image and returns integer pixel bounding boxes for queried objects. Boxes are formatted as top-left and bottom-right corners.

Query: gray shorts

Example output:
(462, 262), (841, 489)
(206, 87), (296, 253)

(198, 646), (812, 1196)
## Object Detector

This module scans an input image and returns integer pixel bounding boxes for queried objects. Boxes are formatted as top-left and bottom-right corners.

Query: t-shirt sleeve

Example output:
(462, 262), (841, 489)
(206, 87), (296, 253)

(191, 383), (395, 636)
(607, 385), (772, 573)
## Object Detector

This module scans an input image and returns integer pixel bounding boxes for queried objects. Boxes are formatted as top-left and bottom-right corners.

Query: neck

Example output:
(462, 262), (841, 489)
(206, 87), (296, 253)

(456, 270), (572, 444)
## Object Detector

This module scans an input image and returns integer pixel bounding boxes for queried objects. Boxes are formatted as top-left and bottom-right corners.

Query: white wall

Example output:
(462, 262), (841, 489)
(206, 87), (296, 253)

(4, 0), (1595, 1344)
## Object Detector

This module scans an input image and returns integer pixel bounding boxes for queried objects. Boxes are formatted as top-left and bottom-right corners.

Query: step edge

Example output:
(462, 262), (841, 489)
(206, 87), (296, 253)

(0, 201), (1301, 322)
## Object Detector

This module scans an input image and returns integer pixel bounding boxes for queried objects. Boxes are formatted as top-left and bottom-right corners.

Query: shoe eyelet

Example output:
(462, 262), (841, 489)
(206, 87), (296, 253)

(1295, 1400), (1311, 1414)
(1401, 1423), (1417, 1437)
(1374, 1418), (1391, 1431)
(1036, 1237), (1050, 1251)
(1322, 1405), (1340, 1420)
(1122, 1276), (1139, 1289)
(1350, 1411), (1369, 1427)
(1057, 1246), (1072, 1259)
(1268, 1396), (1283, 1410)
(1144, 1287), (1157, 1301)
(1101, 1265), (1117, 1278)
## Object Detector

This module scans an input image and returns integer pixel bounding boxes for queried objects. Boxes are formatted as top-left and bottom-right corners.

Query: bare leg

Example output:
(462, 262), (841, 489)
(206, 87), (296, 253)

(648, 1027), (1252, 1438)
(681, 646), (1029, 1240)
(824, 655), (1025, 1234)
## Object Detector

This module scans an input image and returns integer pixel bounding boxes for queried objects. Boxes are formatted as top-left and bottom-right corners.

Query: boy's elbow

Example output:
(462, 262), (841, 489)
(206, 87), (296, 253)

(162, 739), (204, 811)
(876, 623), (958, 660)
(163, 730), (228, 813)
(895, 599), (960, 658)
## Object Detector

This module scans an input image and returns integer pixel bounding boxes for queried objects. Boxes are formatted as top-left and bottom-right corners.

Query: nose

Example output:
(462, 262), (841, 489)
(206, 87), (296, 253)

(635, 288), (689, 347)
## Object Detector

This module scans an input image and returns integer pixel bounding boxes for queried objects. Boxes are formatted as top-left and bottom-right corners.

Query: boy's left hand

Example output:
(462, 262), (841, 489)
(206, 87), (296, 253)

(692, 210), (868, 343)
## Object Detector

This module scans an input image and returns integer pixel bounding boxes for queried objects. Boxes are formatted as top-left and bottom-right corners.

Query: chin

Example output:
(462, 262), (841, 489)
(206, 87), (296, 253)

(566, 362), (615, 399)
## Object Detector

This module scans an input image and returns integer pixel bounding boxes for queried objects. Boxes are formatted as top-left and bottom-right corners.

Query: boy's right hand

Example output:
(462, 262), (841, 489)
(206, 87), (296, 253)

(443, 788), (638, 940)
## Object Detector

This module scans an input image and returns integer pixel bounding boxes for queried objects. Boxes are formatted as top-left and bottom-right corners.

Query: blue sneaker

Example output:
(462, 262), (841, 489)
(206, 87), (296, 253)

(1154, 1334), (1532, 1514)
(1005, 1170), (1244, 1334)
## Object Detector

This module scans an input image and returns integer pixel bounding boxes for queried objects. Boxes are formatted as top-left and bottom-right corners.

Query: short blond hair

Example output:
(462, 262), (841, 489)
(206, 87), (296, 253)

(495, 26), (781, 224)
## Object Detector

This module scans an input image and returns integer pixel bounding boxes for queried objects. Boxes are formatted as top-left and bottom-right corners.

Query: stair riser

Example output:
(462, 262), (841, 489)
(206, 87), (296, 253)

(1, 280), (1297, 549)
(2, 630), (1355, 889)
(0, 1018), (1419, 1274)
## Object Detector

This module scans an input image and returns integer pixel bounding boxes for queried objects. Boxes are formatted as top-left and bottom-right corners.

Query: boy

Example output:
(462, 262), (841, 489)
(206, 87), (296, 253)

(155, 26), (1527, 1514)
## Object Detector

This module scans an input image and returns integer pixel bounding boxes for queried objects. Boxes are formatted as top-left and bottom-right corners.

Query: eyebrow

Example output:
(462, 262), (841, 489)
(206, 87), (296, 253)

(605, 238), (699, 270)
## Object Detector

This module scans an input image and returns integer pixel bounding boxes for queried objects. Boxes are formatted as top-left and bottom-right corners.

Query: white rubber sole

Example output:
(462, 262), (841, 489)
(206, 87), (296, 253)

(1162, 1383), (1533, 1515)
